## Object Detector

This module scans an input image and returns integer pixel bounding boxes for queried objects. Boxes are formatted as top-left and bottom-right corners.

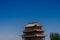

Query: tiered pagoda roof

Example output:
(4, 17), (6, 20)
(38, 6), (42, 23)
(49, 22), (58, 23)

(22, 22), (47, 40)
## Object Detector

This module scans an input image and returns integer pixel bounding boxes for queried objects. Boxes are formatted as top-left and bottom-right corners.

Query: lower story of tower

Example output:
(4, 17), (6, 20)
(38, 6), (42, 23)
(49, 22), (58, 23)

(23, 37), (45, 40)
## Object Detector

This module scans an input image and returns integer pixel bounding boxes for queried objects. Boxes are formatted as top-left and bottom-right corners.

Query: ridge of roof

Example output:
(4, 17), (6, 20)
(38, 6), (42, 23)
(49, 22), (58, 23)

(24, 22), (42, 27)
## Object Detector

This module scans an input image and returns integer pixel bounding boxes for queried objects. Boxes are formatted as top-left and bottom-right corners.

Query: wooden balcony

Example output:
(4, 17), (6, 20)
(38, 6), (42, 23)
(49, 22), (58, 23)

(23, 29), (45, 32)
(22, 34), (46, 38)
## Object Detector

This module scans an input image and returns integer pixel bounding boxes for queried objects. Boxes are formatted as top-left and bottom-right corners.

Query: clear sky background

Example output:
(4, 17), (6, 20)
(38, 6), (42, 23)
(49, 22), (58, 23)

(0, 0), (60, 40)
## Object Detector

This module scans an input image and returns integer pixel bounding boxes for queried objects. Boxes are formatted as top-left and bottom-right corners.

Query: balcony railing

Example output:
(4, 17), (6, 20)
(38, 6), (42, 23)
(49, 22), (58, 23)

(23, 29), (45, 32)
(22, 34), (46, 37)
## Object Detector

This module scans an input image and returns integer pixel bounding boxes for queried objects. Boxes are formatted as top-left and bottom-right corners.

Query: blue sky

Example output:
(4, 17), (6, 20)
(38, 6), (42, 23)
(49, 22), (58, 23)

(0, 0), (60, 40)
